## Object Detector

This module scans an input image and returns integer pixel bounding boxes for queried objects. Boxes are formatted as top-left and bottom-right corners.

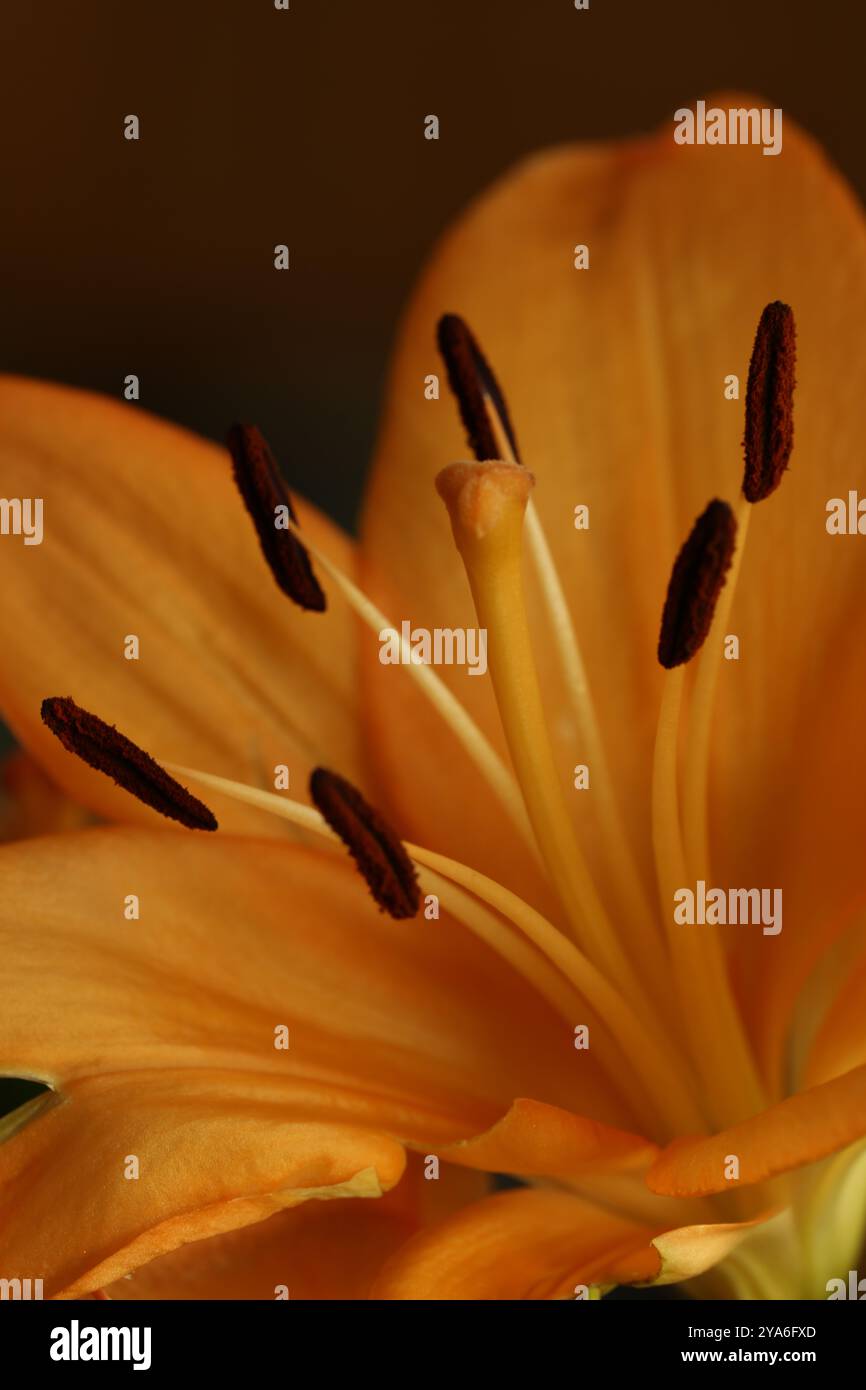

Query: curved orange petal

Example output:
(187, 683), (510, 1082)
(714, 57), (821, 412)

(102, 1156), (488, 1300)
(649, 1213), (776, 1288)
(0, 1068), (405, 1299)
(439, 1097), (657, 1179)
(647, 1065), (866, 1197)
(0, 827), (625, 1138)
(0, 377), (363, 835)
(103, 1202), (415, 1301)
(372, 1182), (778, 1299)
(370, 1188), (657, 1300)
(358, 99), (866, 1061)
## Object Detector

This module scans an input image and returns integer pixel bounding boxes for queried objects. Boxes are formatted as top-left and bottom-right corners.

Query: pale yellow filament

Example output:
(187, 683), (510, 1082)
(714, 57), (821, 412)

(651, 670), (767, 1128)
(412, 844), (704, 1136)
(488, 404), (663, 977)
(417, 865), (590, 1025)
(683, 498), (752, 880)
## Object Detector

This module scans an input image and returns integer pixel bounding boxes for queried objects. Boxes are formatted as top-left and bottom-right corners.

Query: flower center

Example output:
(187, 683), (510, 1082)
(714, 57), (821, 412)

(39, 301), (797, 1153)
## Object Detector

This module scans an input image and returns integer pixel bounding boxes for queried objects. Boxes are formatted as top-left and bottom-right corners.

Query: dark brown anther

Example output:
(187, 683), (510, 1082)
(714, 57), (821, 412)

(309, 768), (420, 920)
(40, 696), (218, 831)
(227, 424), (326, 611)
(743, 301), (796, 503)
(658, 501), (737, 669)
(436, 313), (521, 463)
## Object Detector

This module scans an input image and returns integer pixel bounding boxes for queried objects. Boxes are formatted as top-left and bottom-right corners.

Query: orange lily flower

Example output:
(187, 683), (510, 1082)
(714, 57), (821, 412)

(1, 95), (865, 1301)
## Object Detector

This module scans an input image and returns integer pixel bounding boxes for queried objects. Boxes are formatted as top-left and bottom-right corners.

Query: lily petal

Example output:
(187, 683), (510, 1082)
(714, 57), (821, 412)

(0, 827), (624, 1137)
(104, 1202), (413, 1300)
(439, 1097), (657, 1179)
(649, 1214), (776, 1287)
(0, 1068), (405, 1299)
(647, 1064), (866, 1196)
(0, 377), (363, 834)
(370, 1188), (657, 1299)
(370, 1186), (774, 1299)
(102, 1156), (488, 1300)
(359, 99), (866, 1054)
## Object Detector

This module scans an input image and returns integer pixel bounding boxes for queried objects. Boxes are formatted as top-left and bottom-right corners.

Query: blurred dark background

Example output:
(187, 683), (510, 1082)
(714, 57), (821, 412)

(1, 0), (864, 532)
(0, 0), (862, 1128)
